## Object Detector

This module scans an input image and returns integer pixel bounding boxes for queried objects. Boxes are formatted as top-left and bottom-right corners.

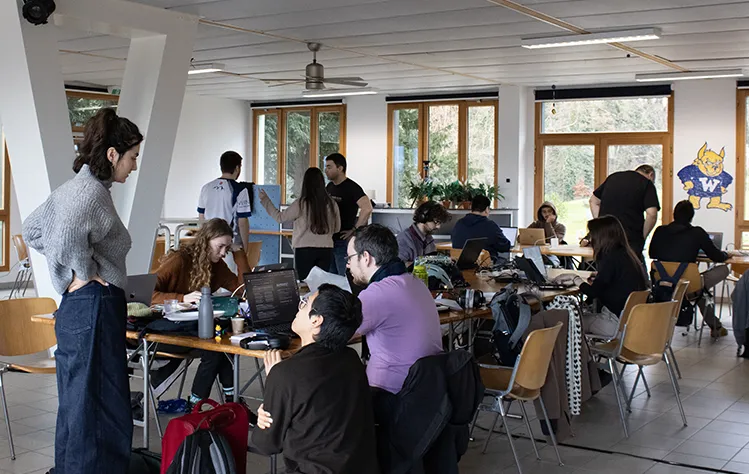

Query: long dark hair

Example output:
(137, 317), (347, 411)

(587, 215), (647, 285)
(74, 108), (143, 181)
(300, 167), (335, 234)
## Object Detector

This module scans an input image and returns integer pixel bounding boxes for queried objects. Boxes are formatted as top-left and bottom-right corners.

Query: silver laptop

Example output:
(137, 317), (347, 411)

(501, 227), (518, 246)
(125, 274), (158, 305)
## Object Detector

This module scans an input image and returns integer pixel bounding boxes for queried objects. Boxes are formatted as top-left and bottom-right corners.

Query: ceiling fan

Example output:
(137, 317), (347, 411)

(261, 42), (368, 90)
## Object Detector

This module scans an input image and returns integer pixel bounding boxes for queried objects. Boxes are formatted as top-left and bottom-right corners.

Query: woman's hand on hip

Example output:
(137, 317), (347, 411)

(67, 275), (107, 293)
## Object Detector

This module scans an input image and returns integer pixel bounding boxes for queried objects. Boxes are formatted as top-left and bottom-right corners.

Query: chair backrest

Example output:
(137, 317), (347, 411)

(246, 241), (263, 270)
(651, 261), (701, 295)
(12, 235), (28, 262)
(618, 290), (651, 333)
(672, 279), (689, 306)
(512, 322), (563, 391)
(621, 301), (677, 356)
(0, 298), (57, 357)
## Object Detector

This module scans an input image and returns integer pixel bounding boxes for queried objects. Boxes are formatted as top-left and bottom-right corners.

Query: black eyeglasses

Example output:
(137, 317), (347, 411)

(344, 252), (360, 263)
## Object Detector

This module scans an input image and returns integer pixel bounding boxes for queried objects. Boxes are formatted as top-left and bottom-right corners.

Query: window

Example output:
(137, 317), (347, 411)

(387, 100), (498, 208)
(67, 90), (119, 132)
(535, 96), (673, 242)
(253, 105), (346, 203)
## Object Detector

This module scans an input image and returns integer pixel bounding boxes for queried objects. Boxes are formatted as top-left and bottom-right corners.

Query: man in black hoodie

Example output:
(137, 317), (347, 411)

(451, 195), (512, 263)
(649, 200), (731, 337)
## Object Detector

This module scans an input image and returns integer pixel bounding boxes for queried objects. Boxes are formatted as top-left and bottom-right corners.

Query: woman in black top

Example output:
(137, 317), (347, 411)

(574, 215), (649, 337)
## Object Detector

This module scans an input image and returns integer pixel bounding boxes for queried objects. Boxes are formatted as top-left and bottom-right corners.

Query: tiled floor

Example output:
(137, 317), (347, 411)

(0, 300), (746, 473)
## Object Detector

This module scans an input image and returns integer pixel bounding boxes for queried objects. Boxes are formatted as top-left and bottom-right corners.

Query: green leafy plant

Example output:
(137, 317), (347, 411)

(407, 180), (439, 207)
(443, 181), (467, 204)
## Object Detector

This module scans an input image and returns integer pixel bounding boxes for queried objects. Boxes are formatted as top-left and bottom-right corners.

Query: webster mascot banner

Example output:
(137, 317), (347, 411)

(677, 142), (734, 212)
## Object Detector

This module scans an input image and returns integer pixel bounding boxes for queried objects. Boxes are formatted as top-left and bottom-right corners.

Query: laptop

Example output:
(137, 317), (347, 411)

(252, 262), (292, 273)
(125, 274), (158, 305)
(516, 247), (568, 290)
(243, 268), (299, 335)
(518, 228), (546, 246)
(456, 238), (488, 270)
(698, 232), (723, 257)
(501, 227), (519, 246)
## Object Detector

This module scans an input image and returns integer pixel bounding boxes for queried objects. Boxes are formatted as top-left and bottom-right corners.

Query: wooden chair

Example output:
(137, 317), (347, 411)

(471, 322), (564, 474)
(665, 280), (690, 382)
(590, 301), (684, 438)
(9, 235), (33, 299)
(0, 298), (58, 459)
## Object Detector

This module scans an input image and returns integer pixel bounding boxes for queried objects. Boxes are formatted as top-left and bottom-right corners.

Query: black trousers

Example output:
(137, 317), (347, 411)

(191, 351), (234, 399)
(295, 247), (333, 281)
(55, 282), (132, 474)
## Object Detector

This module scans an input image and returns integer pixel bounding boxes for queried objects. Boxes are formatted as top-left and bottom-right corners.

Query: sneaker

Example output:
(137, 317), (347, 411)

(710, 327), (728, 338)
(150, 359), (186, 399)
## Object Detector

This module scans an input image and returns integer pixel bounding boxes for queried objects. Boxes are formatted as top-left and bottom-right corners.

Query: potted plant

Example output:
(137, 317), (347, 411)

(474, 183), (504, 202)
(444, 181), (466, 208)
(407, 180), (438, 207)
(434, 183), (452, 209)
(460, 182), (476, 209)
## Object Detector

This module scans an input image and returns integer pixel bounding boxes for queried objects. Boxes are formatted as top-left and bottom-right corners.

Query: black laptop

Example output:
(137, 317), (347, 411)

(515, 247), (567, 290)
(698, 232), (723, 258)
(243, 268), (299, 336)
(456, 238), (488, 270)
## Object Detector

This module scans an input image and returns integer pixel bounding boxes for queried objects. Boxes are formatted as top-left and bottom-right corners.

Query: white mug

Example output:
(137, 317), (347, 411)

(550, 237), (560, 248)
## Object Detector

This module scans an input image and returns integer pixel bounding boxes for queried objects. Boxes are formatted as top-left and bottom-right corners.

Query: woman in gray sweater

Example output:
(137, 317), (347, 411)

(23, 108), (142, 474)
(259, 167), (340, 280)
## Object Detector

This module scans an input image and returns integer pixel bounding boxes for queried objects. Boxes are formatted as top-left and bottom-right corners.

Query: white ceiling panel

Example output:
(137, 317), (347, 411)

(53, 0), (749, 100)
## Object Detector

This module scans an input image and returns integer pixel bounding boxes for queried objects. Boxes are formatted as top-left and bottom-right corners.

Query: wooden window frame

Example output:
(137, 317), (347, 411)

(386, 100), (499, 206)
(66, 90), (120, 133)
(534, 95), (675, 226)
(252, 104), (347, 204)
(736, 89), (749, 248)
(0, 140), (10, 272)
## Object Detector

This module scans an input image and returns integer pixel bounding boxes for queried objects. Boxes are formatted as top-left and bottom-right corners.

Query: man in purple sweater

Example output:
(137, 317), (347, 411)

(347, 224), (443, 394)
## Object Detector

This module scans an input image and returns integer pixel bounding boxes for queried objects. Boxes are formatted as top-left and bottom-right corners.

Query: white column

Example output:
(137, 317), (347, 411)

(498, 85), (534, 227)
(112, 26), (198, 274)
(0, 0), (75, 300)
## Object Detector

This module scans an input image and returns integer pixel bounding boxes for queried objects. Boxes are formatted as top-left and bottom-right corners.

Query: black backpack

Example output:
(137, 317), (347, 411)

(166, 429), (237, 474)
(651, 261), (696, 327)
(129, 448), (161, 474)
(489, 286), (535, 366)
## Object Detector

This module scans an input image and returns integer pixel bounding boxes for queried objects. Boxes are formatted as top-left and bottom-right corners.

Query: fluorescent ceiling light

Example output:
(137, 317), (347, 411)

(187, 63), (225, 75)
(301, 88), (377, 98)
(635, 69), (745, 82)
(521, 28), (660, 49)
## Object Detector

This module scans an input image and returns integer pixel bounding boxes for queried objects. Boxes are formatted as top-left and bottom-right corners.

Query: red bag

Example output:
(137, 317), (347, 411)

(161, 399), (249, 474)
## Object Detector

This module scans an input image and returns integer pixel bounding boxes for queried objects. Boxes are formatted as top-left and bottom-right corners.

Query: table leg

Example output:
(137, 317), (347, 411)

(468, 319), (474, 353)
(233, 354), (240, 403)
(141, 338), (150, 449)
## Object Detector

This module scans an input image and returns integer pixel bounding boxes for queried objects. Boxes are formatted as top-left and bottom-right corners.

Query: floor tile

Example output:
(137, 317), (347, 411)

(644, 463), (717, 473)
(734, 448), (749, 464)
(662, 452), (727, 470)
(0, 451), (54, 474)
(9, 431), (55, 452)
(703, 420), (749, 437)
(688, 428), (749, 449)
(13, 415), (56, 432)
(672, 439), (742, 461)
(617, 430), (686, 451)
(723, 461), (749, 474)
(581, 453), (656, 474)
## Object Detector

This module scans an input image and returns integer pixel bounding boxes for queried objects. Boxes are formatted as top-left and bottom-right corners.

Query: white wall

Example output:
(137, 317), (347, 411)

(672, 80), (737, 246)
(0, 182), (23, 287)
(345, 95), (387, 202)
(162, 93), (249, 218)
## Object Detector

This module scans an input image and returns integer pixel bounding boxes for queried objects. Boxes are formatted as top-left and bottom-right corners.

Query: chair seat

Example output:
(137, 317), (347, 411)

(591, 341), (662, 366)
(1, 356), (56, 374)
(480, 366), (541, 401)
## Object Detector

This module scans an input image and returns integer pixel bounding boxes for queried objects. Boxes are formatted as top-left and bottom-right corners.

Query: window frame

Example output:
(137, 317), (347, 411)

(66, 90), (120, 133)
(534, 95), (675, 229)
(735, 89), (749, 248)
(252, 104), (347, 204)
(0, 139), (10, 272)
(386, 99), (498, 206)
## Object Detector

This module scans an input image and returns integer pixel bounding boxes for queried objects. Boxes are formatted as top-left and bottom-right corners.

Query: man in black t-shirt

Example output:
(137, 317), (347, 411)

(324, 153), (373, 275)
(590, 164), (660, 259)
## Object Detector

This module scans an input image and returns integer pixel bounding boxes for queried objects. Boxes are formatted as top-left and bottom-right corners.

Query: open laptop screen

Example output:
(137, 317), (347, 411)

(501, 227), (518, 246)
(244, 269), (299, 326)
(522, 246), (547, 279)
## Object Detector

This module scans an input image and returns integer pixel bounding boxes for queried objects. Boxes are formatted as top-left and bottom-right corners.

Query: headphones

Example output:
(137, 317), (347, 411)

(458, 289), (485, 308)
(413, 201), (442, 224)
(239, 333), (291, 351)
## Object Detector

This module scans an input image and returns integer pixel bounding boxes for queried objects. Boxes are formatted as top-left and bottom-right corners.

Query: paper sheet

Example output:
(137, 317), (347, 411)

(304, 266), (351, 294)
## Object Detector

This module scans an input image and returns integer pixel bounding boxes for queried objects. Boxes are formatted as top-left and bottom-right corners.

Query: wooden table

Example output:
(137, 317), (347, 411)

(462, 268), (591, 303)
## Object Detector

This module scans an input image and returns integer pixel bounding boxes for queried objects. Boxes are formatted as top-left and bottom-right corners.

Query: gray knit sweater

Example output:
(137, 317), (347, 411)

(22, 164), (132, 295)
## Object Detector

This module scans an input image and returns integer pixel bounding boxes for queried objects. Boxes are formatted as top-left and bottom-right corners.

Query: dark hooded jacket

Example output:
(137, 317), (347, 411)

(450, 214), (511, 261)
(649, 221), (728, 263)
(528, 201), (566, 242)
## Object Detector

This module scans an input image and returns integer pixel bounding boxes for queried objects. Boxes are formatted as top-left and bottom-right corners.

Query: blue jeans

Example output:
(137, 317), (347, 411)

(54, 282), (132, 474)
(329, 238), (349, 276)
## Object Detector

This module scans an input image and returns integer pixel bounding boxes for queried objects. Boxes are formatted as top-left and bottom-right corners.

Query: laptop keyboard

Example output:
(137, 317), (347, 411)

(256, 323), (294, 336)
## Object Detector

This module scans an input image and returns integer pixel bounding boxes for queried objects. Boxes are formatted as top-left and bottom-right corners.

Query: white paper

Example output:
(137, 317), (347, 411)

(230, 331), (259, 343)
(434, 297), (462, 311)
(304, 266), (351, 293)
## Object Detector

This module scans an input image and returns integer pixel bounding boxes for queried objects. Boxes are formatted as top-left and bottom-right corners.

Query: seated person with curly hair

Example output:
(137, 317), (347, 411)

(396, 201), (451, 265)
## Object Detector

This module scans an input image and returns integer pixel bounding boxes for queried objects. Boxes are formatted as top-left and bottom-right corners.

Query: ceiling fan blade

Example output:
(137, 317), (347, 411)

(267, 81), (305, 88)
(261, 78), (305, 83)
(323, 78), (368, 87)
(323, 76), (364, 81)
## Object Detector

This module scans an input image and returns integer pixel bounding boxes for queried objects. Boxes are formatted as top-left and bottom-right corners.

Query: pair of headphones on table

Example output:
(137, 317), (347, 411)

(239, 333), (291, 351)
(458, 289), (486, 308)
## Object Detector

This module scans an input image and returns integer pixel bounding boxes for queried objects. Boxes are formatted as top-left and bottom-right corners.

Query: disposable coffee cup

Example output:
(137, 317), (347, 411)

(550, 237), (560, 248)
